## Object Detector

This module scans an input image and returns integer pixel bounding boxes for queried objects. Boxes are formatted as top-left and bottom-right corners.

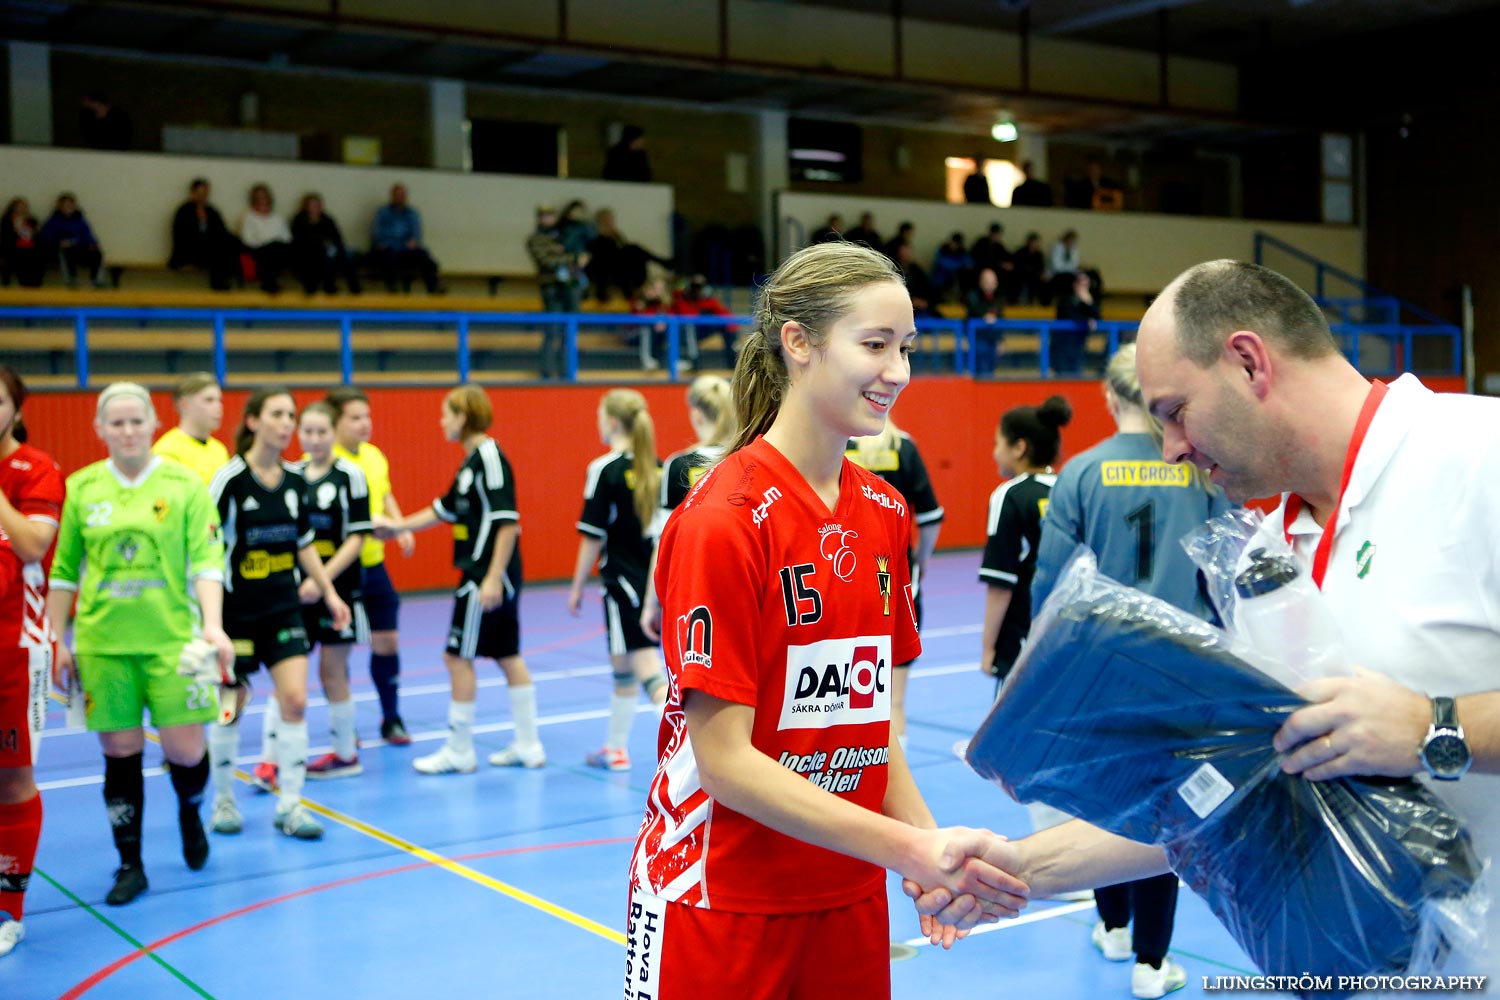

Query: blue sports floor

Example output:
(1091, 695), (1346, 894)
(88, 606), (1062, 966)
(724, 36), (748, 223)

(6, 551), (1268, 999)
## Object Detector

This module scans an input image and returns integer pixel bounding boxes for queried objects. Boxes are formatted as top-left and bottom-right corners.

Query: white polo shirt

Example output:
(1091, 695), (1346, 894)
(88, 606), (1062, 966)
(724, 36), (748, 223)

(1257, 373), (1500, 976)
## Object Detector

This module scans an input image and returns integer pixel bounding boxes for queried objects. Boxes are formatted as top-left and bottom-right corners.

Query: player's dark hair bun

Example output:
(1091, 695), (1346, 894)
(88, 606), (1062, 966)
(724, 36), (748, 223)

(1037, 395), (1073, 429)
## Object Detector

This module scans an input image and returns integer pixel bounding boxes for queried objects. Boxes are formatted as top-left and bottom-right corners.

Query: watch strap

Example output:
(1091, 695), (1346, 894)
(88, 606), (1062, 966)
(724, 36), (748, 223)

(1433, 696), (1459, 730)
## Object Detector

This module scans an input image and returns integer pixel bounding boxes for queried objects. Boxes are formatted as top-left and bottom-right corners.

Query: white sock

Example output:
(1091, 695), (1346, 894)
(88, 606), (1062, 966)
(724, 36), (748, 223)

(607, 692), (636, 750)
(208, 721), (239, 802)
(448, 700), (476, 754)
(897, 733), (908, 752)
(261, 695), (282, 764)
(509, 685), (540, 748)
(328, 698), (357, 760)
(276, 719), (309, 811)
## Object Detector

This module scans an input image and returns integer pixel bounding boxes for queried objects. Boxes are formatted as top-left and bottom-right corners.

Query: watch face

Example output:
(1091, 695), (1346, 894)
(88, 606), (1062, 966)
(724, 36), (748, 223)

(1424, 733), (1471, 777)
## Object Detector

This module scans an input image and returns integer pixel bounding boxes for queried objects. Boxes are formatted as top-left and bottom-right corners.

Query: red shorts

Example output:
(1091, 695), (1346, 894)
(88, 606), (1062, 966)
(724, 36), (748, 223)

(0, 646), (50, 768)
(624, 887), (890, 1000)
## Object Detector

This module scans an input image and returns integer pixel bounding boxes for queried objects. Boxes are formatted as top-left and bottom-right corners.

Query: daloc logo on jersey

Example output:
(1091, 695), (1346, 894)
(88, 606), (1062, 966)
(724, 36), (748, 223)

(778, 636), (890, 730)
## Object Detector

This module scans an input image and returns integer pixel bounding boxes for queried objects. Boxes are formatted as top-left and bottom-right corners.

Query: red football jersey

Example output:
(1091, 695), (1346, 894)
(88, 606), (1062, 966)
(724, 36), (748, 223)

(630, 437), (920, 914)
(0, 443), (65, 651)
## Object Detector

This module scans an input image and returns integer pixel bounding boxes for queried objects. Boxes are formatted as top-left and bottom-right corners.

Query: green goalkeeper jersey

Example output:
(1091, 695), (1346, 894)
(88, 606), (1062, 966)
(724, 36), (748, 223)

(49, 456), (225, 655)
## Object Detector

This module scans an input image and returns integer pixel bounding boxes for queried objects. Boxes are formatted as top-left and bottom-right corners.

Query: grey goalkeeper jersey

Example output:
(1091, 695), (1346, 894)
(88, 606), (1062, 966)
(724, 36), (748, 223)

(1031, 432), (1231, 621)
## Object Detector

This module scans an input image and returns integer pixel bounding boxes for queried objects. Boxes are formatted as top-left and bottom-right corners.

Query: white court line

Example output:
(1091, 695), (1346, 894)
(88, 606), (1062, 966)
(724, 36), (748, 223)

(43, 630), (986, 735)
(36, 647), (993, 788)
(901, 899), (1097, 947)
(35, 703), (660, 791)
(42, 663), (617, 735)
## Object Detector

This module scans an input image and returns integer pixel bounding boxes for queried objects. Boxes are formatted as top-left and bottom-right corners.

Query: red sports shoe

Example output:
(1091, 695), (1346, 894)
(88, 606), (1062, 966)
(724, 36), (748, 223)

(251, 761), (279, 794)
(306, 753), (363, 780)
(583, 747), (631, 772)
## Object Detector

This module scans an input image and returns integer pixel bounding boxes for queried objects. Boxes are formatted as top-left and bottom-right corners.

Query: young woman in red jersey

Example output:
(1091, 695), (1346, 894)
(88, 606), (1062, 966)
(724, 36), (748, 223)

(0, 367), (64, 958)
(625, 243), (1029, 1000)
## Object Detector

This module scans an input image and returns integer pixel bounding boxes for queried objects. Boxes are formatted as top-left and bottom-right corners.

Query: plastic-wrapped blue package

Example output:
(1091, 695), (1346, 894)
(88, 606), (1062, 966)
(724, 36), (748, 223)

(965, 551), (1484, 996)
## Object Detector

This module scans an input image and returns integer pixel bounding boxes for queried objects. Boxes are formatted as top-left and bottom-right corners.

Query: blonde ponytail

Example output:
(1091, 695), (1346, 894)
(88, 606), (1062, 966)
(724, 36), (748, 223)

(686, 375), (736, 450)
(602, 388), (660, 528)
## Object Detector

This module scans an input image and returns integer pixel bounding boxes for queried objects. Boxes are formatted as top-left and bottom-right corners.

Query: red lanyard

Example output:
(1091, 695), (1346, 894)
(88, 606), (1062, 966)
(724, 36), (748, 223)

(1281, 380), (1389, 589)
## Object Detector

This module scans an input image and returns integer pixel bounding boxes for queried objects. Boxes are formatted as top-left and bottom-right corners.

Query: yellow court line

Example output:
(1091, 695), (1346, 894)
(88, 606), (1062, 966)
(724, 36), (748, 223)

(291, 784), (627, 946)
(133, 729), (625, 945)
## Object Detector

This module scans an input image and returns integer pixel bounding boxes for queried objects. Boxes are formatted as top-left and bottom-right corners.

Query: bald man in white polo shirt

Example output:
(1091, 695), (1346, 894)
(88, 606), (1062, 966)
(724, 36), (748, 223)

(910, 259), (1500, 977)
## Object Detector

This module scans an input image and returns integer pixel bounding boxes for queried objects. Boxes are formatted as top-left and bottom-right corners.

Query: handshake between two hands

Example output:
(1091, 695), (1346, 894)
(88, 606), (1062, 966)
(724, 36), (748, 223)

(900, 827), (1031, 949)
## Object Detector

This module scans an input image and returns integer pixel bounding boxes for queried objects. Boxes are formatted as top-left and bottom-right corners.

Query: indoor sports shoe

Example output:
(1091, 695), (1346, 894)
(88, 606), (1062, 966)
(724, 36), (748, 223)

(583, 746), (631, 772)
(306, 752), (363, 780)
(0, 918), (24, 958)
(380, 718), (412, 746)
(105, 864), (149, 906)
(273, 802), (325, 840)
(1091, 921), (1132, 961)
(1132, 959), (1187, 999)
(413, 744), (477, 774)
(210, 796), (242, 835)
(180, 807), (210, 870)
(251, 761), (279, 794)
(487, 743), (546, 769)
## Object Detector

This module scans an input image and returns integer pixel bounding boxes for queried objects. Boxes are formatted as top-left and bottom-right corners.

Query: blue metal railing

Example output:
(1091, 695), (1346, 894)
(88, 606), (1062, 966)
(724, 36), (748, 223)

(1253, 233), (1458, 328)
(0, 305), (1462, 388)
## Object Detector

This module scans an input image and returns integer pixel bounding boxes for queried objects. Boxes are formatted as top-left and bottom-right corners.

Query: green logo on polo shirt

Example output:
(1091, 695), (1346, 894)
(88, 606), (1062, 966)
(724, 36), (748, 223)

(1355, 541), (1376, 579)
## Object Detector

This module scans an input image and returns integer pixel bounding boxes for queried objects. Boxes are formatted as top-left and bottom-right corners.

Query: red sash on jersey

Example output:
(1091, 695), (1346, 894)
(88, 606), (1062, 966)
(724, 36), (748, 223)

(1281, 380), (1388, 589)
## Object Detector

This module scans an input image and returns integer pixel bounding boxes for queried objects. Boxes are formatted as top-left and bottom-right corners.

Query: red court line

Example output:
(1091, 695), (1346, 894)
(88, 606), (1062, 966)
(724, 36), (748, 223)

(60, 836), (632, 1000)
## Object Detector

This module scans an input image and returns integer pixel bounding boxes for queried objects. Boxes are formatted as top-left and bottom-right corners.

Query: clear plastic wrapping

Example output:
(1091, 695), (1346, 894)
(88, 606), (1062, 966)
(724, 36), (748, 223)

(965, 549), (1486, 995)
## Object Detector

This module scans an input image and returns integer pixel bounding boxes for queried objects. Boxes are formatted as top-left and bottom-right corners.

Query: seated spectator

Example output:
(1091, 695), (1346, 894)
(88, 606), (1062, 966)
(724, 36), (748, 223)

(1064, 160), (1123, 211)
(894, 243), (938, 318)
(1010, 160), (1054, 208)
(239, 183), (292, 294)
(527, 204), (585, 379)
(40, 192), (107, 287)
(586, 209), (672, 304)
(882, 221), (915, 264)
(811, 214), (844, 244)
(290, 193), (360, 295)
(966, 267), (1006, 376)
(1013, 231), (1046, 305)
(370, 183), (442, 294)
(1049, 229), (1082, 301)
(169, 178), (241, 291)
(1053, 271), (1100, 376)
(671, 274), (739, 370)
(963, 156), (992, 204)
(559, 200), (595, 296)
(971, 222), (1015, 299)
(631, 276), (679, 372)
(78, 93), (132, 151)
(930, 232), (973, 302)
(603, 125), (652, 183)
(844, 212), (881, 251)
(1, 198), (44, 287)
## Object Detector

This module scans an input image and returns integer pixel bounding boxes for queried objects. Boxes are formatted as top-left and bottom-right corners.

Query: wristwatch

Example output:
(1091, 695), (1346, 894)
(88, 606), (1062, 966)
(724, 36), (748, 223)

(1419, 696), (1472, 781)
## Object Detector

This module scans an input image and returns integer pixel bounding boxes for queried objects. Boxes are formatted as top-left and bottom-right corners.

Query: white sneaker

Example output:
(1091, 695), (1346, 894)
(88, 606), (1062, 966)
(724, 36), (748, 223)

(273, 802), (325, 840)
(413, 744), (477, 774)
(1091, 920), (1132, 961)
(1132, 959), (1187, 999)
(210, 796), (242, 835)
(0, 918), (23, 958)
(488, 743), (546, 768)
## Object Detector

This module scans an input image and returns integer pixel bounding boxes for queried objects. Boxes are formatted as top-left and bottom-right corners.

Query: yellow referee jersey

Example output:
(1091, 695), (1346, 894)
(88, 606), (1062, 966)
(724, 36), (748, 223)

(335, 441), (392, 567)
(153, 427), (230, 485)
